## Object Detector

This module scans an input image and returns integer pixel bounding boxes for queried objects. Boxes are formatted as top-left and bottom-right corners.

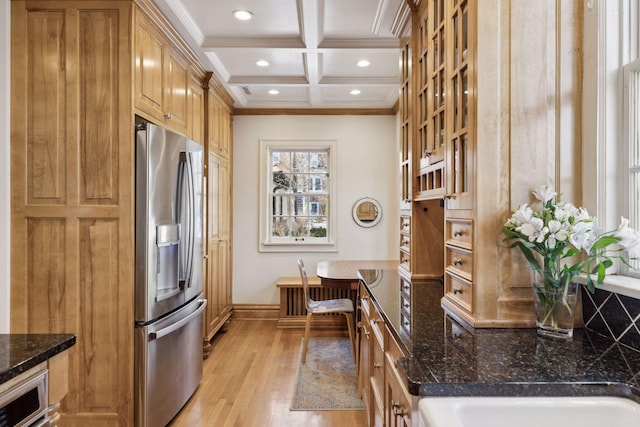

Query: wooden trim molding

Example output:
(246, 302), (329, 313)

(232, 304), (279, 320)
(233, 108), (396, 116)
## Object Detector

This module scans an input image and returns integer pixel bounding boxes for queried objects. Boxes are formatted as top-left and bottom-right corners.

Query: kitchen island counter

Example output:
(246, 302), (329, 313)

(357, 269), (640, 402)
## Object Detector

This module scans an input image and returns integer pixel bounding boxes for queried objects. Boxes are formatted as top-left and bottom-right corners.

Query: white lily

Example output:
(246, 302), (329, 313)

(518, 217), (546, 243)
(532, 185), (557, 204)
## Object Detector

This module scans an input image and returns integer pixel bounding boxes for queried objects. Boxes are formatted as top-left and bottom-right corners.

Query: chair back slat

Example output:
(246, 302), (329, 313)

(297, 258), (312, 310)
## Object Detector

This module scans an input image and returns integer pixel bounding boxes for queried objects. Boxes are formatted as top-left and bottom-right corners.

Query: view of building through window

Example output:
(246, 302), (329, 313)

(269, 148), (330, 242)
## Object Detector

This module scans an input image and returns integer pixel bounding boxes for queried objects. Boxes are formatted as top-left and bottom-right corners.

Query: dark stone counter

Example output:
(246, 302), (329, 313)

(357, 269), (640, 402)
(0, 334), (76, 384)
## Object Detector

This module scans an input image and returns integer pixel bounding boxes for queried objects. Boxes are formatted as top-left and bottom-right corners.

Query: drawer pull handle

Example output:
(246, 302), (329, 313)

(453, 257), (463, 266)
(453, 287), (463, 295)
(453, 229), (463, 237)
(391, 400), (408, 416)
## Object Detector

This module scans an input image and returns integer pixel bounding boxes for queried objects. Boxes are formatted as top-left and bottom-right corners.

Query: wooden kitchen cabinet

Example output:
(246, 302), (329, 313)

(394, 0), (582, 327)
(203, 152), (232, 356)
(189, 72), (205, 143)
(207, 82), (233, 159)
(10, 0), (227, 424)
(134, 9), (191, 135)
(358, 283), (417, 427)
(202, 73), (234, 355)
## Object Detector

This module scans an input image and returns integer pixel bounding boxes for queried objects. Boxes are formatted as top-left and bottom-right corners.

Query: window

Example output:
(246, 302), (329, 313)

(584, 0), (640, 282)
(259, 139), (337, 252)
(625, 58), (640, 272)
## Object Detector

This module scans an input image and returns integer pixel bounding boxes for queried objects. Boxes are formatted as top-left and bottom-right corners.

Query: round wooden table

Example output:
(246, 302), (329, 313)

(316, 260), (399, 289)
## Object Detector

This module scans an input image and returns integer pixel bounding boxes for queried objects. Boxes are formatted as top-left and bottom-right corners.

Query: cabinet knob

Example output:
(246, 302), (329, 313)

(164, 113), (173, 120)
(391, 400), (408, 416)
(373, 362), (382, 369)
(453, 287), (463, 295)
(453, 257), (463, 266)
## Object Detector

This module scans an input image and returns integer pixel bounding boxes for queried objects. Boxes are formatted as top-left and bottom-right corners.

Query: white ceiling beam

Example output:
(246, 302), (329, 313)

(202, 37), (306, 49)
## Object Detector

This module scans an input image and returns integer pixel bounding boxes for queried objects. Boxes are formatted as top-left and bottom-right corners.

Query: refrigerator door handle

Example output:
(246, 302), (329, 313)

(177, 153), (194, 289)
(184, 152), (196, 288)
(148, 299), (207, 341)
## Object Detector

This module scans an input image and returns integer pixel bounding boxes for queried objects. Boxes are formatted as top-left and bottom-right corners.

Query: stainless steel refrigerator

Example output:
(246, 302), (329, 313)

(134, 118), (207, 427)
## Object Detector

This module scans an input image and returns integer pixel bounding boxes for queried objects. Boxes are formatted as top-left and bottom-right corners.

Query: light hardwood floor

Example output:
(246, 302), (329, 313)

(169, 319), (368, 427)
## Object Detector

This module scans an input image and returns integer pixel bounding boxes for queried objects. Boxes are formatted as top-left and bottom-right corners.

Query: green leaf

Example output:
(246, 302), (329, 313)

(597, 262), (606, 283)
(591, 236), (621, 250)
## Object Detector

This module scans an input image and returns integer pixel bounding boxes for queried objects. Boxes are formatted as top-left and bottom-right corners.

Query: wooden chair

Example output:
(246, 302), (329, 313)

(298, 258), (356, 363)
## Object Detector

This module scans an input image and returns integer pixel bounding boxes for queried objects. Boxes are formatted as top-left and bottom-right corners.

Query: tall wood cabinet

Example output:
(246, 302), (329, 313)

(395, 0), (583, 328)
(202, 75), (234, 357)
(10, 0), (232, 424)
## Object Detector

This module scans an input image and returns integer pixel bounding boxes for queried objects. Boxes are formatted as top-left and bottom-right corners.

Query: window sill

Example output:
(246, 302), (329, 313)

(577, 274), (640, 300)
(259, 242), (338, 253)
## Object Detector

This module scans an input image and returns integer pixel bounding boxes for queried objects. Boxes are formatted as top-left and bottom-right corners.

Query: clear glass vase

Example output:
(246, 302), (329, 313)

(530, 269), (579, 339)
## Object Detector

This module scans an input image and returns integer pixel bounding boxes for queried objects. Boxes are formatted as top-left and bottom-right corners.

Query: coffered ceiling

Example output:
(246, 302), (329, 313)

(153, 0), (404, 110)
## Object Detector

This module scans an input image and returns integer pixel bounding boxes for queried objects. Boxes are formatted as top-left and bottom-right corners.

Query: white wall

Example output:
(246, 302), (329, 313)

(0, 0), (10, 332)
(232, 115), (399, 305)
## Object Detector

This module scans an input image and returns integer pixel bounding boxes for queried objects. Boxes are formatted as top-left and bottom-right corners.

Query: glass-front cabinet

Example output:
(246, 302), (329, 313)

(445, 0), (473, 211)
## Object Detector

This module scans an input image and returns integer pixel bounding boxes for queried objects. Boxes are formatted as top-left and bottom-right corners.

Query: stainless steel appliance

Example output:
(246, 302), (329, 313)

(0, 367), (50, 427)
(134, 118), (207, 427)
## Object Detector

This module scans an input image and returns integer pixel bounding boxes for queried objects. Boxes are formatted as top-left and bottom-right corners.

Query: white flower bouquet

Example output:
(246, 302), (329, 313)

(502, 185), (640, 337)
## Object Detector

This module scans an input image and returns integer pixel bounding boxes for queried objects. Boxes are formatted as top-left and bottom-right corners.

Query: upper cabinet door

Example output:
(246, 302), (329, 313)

(165, 47), (189, 132)
(135, 13), (166, 123)
(134, 11), (190, 135)
(445, 0), (474, 211)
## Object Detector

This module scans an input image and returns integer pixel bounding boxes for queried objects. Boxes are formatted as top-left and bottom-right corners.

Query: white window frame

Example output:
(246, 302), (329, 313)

(583, 0), (640, 297)
(258, 139), (338, 253)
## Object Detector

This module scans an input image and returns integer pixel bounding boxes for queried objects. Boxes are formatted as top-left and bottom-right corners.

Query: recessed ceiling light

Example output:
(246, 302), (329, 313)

(256, 60), (270, 67)
(350, 89), (361, 95)
(268, 89), (279, 95)
(232, 10), (253, 21)
(357, 60), (370, 67)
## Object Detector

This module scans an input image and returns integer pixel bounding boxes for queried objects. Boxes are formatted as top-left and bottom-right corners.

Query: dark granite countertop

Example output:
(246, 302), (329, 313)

(358, 269), (640, 403)
(0, 334), (76, 384)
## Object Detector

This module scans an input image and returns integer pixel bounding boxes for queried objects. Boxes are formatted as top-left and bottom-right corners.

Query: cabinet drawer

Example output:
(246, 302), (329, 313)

(400, 234), (410, 253)
(445, 272), (473, 313)
(400, 293), (411, 316)
(445, 246), (473, 281)
(400, 250), (410, 267)
(400, 216), (411, 234)
(446, 218), (473, 250)
(369, 304), (385, 345)
(360, 284), (372, 318)
(400, 277), (411, 295)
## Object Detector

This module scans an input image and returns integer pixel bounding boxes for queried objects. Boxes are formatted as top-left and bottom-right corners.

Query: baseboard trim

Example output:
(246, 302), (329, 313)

(232, 304), (279, 320)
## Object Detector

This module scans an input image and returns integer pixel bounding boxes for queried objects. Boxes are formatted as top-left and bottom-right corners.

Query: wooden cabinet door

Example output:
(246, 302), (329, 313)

(218, 104), (231, 158)
(385, 358), (413, 427)
(11, 2), (134, 425)
(218, 159), (232, 313)
(358, 312), (372, 424)
(134, 12), (166, 123)
(189, 75), (204, 142)
(164, 47), (189, 133)
(204, 152), (232, 345)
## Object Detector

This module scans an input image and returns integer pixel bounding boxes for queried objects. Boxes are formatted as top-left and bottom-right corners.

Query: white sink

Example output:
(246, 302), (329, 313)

(419, 396), (640, 427)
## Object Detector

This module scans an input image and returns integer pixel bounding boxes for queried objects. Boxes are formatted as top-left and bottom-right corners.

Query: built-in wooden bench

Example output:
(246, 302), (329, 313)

(276, 276), (358, 329)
